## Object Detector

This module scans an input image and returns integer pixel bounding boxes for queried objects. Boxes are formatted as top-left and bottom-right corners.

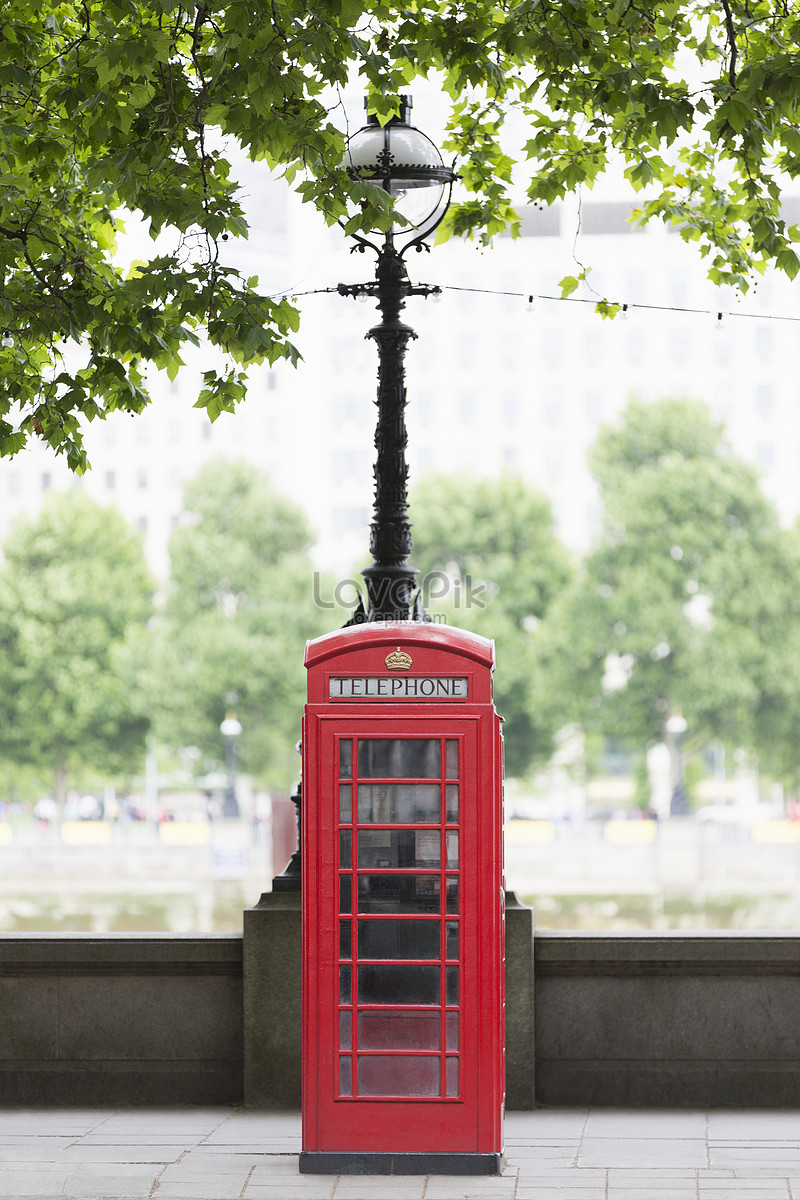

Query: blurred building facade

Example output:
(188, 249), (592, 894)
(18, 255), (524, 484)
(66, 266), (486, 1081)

(1, 150), (798, 579)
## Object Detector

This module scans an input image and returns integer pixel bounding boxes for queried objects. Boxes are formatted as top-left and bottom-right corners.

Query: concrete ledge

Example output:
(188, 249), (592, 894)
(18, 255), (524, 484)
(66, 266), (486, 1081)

(0, 933), (242, 972)
(536, 931), (800, 975)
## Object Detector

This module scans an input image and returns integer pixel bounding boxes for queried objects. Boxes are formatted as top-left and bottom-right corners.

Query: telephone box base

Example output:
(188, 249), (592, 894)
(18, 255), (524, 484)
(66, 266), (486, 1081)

(299, 1151), (502, 1175)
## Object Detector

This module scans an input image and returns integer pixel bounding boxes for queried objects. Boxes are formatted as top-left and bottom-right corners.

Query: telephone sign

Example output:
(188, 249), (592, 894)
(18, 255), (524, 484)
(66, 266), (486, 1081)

(300, 622), (504, 1175)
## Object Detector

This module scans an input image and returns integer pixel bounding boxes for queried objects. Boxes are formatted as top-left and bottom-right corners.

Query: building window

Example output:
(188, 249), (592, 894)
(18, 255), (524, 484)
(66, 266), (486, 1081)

(137, 516), (148, 534)
(546, 449), (562, 482)
(333, 507), (368, 534)
(585, 390), (602, 418)
(332, 450), (368, 478)
(137, 470), (148, 489)
(584, 331), (602, 365)
(106, 471), (115, 490)
(544, 331), (561, 367)
(757, 442), (774, 469)
(9, 473), (19, 495)
(671, 331), (689, 364)
(756, 384), (773, 417)
(545, 391), (561, 426)
(41, 472), (51, 491)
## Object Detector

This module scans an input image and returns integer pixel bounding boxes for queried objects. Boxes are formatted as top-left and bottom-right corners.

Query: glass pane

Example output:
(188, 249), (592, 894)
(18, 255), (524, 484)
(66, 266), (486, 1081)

(340, 740), (352, 779)
(358, 919), (440, 960)
(446, 877), (458, 913)
(339, 874), (352, 913)
(340, 965), (352, 1003)
(340, 830), (352, 868)
(359, 1011), (440, 1051)
(446, 921), (458, 960)
(358, 739), (440, 779)
(340, 1056), (352, 1096)
(358, 784), (440, 824)
(446, 832), (458, 868)
(445, 740), (459, 778)
(358, 964), (440, 1005)
(358, 1055), (440, 1097)
(339, 785), (352, 823)
(358, 874), (441, 914)
(446, 1013), (458, 1051)
(340, 920), (352, 959)
(446, 1057), (458, 1097)
(446, 966), (458, 1004)
(340, 1010), (352, 1050)
(358, 829), (440, 869)
(445, 785), (458, 823)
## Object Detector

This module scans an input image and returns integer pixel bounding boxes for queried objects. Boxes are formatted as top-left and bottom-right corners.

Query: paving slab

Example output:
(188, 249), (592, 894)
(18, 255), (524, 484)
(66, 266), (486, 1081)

(585, 1109), (708, 1139)
(244, 1184), (336, 1199)
(579, 1137), (709, 1169)
(708, 1112), (800, 1139)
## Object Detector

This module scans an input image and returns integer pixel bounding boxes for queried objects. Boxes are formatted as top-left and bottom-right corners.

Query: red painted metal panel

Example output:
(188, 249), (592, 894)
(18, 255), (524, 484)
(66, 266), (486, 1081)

(302, 624), (503, 1159)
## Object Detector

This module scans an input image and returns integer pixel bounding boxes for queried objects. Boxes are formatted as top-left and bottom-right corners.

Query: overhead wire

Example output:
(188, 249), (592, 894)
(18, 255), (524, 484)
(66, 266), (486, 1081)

(280, 283), (800, 324)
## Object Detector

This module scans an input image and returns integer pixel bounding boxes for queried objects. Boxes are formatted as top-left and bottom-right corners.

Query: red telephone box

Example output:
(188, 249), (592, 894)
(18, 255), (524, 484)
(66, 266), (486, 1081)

(300, 622), (504, 1175)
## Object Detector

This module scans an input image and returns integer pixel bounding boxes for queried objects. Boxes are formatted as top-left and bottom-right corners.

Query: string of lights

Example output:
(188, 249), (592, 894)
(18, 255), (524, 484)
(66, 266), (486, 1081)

(283, 283), (800, 325)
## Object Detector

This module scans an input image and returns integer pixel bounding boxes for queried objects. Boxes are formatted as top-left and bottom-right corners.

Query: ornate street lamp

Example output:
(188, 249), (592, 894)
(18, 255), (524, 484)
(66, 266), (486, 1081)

(338, 96), (457, 622)
(273, 100), (456, 892)
(220, 712), (242, 818)
(665, 713), (689, 816)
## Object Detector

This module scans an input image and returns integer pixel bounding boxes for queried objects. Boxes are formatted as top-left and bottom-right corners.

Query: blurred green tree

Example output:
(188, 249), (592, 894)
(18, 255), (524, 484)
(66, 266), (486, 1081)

(408, 474), (574, 777)
(149, 459), (328, 788)
(0, 491), (154, 808)
(539, 398), (800, 789)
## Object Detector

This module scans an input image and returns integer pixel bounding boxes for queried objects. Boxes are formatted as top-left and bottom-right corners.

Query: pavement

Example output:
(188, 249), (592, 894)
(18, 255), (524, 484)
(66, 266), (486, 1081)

(1, 1106), (800, 1199)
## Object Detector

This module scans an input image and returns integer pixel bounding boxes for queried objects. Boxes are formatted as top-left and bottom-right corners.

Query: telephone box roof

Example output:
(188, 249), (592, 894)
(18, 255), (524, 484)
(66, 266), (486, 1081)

(304, 621), (495, 669)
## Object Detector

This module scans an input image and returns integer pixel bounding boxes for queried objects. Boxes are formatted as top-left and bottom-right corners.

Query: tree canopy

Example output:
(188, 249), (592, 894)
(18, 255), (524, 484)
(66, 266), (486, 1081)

(540, 398), (800, 778)
(3, 0), (800, 464)
(409, 473), (574, 776)
(0, 490), (154, 804)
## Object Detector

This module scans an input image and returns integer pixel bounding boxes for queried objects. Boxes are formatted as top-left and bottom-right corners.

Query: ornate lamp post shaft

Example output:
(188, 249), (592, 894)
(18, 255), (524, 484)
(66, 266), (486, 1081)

(338, 96), (456, 623)
(364, 244), (417, 619)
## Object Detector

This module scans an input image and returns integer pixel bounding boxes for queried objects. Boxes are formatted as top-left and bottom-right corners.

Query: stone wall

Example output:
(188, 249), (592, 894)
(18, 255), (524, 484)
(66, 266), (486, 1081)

(536, 932), (800, 1107)
(3, 912), (800, 1108)
(0, 934), (242, 1104)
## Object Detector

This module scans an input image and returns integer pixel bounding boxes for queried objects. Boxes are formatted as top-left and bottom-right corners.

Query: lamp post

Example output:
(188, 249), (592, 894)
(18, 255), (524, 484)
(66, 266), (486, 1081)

(338, 96), (457, 622)
(220, 712), (242, 818)
(665, 713), (689, 816)
(273, 99), (455, 892)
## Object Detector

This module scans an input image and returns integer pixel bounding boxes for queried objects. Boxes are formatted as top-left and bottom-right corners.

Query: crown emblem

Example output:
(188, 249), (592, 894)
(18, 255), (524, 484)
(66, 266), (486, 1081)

(385, 646), (412, 671)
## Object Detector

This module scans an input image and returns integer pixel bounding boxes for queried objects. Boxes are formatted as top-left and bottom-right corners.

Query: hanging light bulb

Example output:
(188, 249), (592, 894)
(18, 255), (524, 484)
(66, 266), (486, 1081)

(620, 304), (630, 322)
(1, 335), (13, 349)
(526, 294), (536, 313)
(431, 288), (443, 304)
(357, 289), (369, 303)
